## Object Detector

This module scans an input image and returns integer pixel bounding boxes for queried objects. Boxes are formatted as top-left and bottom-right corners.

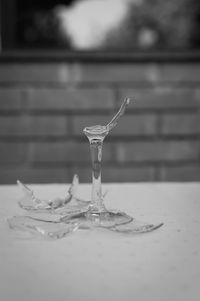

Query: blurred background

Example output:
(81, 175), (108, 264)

(1, 0), (200, 50)
(0, 0), (200, 183)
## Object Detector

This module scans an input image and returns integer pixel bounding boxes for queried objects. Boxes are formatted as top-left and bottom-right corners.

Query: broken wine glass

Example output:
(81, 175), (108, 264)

(8, 98), (163, 238)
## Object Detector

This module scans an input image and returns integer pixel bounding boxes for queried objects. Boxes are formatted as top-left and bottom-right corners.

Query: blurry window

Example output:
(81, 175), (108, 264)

(1, 0), (200, 51)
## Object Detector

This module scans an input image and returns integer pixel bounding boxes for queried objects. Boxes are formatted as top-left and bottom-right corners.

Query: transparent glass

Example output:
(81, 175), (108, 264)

(61, 98), (163, 233)
(8, 98), (163, 238)
(16, 174), (90, 215)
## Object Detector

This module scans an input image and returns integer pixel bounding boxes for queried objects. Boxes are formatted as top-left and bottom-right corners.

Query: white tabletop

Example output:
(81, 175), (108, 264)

(0, 182), (200, 301)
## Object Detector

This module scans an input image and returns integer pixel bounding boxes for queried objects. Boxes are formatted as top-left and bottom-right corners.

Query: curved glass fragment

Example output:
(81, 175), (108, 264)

(17, 174), (89, 213)
(8, 216), (79, 239)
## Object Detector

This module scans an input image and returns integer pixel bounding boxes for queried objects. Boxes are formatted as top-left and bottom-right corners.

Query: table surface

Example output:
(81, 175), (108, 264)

(0, 182), (200, 301)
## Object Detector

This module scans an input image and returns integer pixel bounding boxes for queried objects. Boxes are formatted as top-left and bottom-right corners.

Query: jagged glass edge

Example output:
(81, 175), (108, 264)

(7, 215), (79, 239)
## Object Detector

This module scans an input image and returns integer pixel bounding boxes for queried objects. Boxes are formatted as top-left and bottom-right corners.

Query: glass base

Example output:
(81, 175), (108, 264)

(61, 209), (163, 233)
(61, 209), (133, 229)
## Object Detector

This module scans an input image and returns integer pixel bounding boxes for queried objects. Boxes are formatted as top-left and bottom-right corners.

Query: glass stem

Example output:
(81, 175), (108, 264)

(89, 137), (105, 213)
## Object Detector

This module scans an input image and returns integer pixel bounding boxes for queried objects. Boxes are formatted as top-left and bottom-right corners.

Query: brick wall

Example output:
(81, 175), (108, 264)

(0, 53), (200, 183)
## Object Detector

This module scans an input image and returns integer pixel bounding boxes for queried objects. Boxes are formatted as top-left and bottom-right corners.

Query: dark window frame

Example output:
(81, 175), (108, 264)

(0, 0), (18, 49)
(1, 0), (200, 63)
(1, 50), (200, 64)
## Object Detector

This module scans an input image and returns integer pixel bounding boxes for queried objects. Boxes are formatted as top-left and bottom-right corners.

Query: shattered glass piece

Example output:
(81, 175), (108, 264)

(21, 212), (62, 223)
(8, 216), (79, 239)
(109, 219), (164, 234)
(55, 197), (90, 216)
(17, 174), (81, 211)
